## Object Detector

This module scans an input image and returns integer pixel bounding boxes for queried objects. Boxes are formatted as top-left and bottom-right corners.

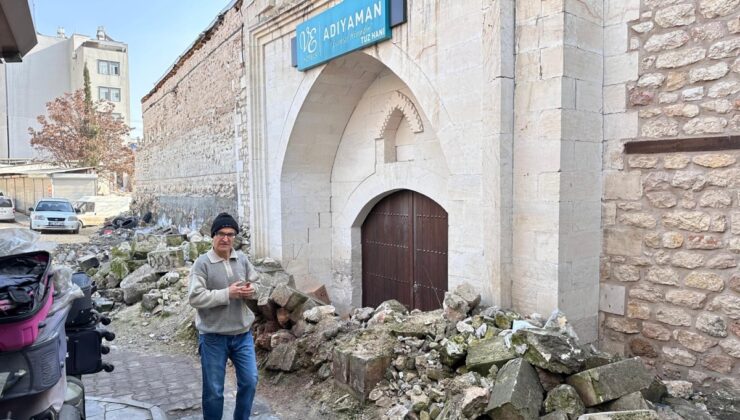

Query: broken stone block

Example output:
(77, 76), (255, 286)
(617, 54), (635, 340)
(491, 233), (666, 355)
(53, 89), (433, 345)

(566, 358), (655, 407)
(664, 380), (693, 398)
(465, 336), (518, 374)
(439, 338), (467, 367)
(258, 270), (294, 289)
(111, 241), (132, 259)
(452, 282), (481, 310)
(576, 410), (659, 419)
(125, 259), (148, 273)
(141, 290), (162, 312)
(511, 328), (586, 374)
(460, 387), (489, 419)
(409, 391), (430, 413)
(388, 310), (446, 338)
(664, 397), (717, 420)
(495, 310), (522, 329)
(544, 385), (585, 418)
(269, 329), (295, 349)
(109, 257), (130, 282)
(605, 391), (649, 411)
(374, 299), (408, 315)
(77, 254), (100, 271)
(303, 305), (336, 323)
(120, 264), (159, 305)
(348, 351), (392, 401)
(93, 297), (114, 312)
(443, 292), (469, 322)
(537, 367), (564, 393)
(132, 234), (163, 259)
(486, 358), (543, 419)
(147, 248), (185, 273)
(307, 284), (331, 304)
(352, 307), (375, 322)
(164, 233), (186, 247)
(265, 342), (298, 372)
(641, 378), (668, 403)
(276, 307), (291, 328)
(270, 284), (308, 311)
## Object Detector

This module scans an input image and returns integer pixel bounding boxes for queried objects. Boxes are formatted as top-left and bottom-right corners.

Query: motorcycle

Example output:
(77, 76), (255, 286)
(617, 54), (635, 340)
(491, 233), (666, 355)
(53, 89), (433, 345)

(0, 251), (114, 419)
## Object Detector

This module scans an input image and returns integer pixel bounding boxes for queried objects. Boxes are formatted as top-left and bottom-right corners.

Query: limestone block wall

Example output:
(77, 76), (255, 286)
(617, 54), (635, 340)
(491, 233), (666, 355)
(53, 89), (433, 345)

(136, 2), (248, 227)
(601, 0), (740, 391)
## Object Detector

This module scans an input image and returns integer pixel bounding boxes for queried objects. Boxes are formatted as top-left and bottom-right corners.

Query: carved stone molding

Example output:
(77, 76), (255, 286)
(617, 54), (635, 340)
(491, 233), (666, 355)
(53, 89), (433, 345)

(376, 91), (424, 139)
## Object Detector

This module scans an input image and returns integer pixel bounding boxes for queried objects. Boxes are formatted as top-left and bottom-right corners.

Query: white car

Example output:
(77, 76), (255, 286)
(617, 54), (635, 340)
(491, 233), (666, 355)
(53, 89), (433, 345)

(0, 196), (14, 222)
(29, 198), (81, 234)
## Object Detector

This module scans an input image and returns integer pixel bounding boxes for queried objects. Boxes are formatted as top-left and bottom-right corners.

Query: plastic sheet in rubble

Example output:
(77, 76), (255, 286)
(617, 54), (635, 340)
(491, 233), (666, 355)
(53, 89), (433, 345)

(0, 228), (55, 257)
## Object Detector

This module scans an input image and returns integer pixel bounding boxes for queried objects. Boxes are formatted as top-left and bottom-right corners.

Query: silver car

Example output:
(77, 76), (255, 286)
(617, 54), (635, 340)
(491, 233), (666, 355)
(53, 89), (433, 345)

(0, 196), (14, 222)
(28, 198), (81, 233)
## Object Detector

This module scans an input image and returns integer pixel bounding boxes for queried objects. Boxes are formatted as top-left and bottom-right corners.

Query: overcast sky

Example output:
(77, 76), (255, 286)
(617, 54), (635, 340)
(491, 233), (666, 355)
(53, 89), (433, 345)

(30, 0), (232, 138)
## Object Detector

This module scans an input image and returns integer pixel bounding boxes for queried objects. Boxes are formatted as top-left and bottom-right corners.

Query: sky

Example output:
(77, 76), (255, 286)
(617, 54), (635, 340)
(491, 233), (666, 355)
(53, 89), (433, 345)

(30, 0), (233, 138)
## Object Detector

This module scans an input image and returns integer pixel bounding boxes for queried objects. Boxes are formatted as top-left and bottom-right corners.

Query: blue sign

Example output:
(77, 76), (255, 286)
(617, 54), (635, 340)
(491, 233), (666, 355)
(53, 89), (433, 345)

(296, 0), (391, 71)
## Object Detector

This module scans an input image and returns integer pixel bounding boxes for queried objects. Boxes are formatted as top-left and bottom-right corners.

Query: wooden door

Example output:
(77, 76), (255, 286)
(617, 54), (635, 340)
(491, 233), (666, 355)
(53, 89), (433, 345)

(361, 190), (448, 310)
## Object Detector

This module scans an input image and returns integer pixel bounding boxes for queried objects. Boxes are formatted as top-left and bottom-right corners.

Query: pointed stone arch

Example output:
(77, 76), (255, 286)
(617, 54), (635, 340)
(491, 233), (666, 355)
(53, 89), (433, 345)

(375, 91), (424, 164)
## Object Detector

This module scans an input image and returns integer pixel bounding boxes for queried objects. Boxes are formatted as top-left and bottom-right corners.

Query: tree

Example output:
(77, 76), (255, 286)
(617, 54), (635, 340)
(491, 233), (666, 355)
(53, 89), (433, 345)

(28, 89), (133, 177)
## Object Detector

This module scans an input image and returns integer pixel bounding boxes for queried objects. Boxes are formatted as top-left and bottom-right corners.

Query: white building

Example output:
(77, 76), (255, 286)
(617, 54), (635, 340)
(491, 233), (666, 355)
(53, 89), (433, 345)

(0, 27), (130, 159)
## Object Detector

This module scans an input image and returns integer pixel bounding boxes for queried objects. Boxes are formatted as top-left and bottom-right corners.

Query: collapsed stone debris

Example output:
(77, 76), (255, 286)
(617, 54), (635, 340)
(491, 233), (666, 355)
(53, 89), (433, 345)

(47, 220), (739, 420)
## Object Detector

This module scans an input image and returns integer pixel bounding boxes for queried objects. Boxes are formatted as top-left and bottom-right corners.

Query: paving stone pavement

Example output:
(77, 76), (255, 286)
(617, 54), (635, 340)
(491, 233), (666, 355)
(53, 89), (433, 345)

(82, 346), (279, 419)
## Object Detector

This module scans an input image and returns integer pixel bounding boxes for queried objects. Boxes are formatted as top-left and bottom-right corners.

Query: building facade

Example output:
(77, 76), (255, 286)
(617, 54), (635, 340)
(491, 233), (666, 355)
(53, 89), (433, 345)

(0, 27), (130, 159)
(138, 0), (740, 390)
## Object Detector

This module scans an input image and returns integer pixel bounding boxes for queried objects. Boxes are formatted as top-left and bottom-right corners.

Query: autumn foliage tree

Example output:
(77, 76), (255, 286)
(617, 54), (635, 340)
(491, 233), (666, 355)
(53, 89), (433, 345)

(28, 69), (133, 179)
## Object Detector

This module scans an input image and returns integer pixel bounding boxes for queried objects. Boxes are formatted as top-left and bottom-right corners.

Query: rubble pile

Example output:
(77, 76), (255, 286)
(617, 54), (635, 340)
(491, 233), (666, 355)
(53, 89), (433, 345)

(255, 283), (740, 420)
(35, 220), (740, 419)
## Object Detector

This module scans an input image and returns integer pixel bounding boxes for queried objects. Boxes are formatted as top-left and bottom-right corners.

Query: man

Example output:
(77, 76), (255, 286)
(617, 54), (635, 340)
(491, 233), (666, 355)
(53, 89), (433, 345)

(189, 212), (259, 420)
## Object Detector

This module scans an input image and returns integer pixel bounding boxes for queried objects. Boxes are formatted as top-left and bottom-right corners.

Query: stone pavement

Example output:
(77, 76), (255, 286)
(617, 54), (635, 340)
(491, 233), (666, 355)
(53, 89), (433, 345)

(82, 346), (279, 419)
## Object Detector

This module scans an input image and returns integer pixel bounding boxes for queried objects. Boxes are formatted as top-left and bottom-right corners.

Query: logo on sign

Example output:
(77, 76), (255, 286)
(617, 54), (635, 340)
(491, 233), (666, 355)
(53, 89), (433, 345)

(296, 0), (391, 71)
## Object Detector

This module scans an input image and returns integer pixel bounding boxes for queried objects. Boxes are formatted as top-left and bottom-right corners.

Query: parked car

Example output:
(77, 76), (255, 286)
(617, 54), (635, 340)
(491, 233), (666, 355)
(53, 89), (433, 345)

(28, 198), (81, 233)
(0, 196), (14, 222)
(73, 195), (131, 227)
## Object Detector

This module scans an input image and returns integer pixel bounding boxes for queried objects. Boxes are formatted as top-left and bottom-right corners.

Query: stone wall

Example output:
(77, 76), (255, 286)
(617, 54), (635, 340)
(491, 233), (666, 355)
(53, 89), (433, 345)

(136, 1), (248, 227)
(601, 0), (740, 391)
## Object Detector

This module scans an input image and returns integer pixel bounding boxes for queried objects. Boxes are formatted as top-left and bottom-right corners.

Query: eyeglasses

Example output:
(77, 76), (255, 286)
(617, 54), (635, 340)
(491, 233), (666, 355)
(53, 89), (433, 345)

(214, 232), (237, 239)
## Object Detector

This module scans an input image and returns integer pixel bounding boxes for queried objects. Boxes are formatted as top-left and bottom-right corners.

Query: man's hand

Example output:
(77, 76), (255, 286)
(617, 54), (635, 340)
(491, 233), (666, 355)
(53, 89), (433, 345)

(228, 282), (256, 300)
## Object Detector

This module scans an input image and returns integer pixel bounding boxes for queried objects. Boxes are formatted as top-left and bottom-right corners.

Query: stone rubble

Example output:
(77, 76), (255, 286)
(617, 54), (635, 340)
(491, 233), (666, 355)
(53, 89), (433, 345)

(46, 219), (740, 419)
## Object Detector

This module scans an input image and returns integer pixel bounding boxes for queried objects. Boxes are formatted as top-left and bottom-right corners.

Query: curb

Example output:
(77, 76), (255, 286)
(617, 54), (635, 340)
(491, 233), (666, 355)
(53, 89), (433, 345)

(86, 396), (168, 420)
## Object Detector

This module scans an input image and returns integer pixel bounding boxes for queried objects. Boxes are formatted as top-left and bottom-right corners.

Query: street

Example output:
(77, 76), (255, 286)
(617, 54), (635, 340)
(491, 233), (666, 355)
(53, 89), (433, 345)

(0, 212), (97, 244)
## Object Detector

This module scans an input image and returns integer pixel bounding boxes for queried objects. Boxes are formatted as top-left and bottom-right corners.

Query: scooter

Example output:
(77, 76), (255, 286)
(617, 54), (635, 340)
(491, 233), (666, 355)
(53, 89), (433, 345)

(0, 260), (114, 420)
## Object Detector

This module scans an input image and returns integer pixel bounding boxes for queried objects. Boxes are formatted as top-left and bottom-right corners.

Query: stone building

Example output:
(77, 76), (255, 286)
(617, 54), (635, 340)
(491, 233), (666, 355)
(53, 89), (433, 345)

(137, 0), (740, 390)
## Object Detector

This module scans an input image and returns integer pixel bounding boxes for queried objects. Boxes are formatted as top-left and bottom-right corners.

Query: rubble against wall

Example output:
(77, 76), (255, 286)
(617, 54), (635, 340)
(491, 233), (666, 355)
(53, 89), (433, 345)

(136, 1), (248, 226)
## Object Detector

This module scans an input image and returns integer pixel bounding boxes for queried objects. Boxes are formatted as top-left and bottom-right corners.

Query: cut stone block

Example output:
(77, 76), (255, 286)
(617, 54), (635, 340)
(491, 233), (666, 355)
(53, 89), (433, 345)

(265, 342), (298, 372)
(120, 264), (159, 305)
(566, 358), (655, 407)
(164, 233), (186, 247)
(77, 254), (100, 271)
(307, 284), (331, 304)
(486, 358), (543, 419)
(604, 391), (649, 411)
(465, 336), (517, 374)
(511, 328), (585, 374)
(147, 248), (185, 273)
(544, 385), (585, 418)
(270, 284), (308, 311)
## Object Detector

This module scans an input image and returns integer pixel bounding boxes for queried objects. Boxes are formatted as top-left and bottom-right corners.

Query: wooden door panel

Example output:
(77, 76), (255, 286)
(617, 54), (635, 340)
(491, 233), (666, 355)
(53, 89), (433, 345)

(362, 190), (447, 311)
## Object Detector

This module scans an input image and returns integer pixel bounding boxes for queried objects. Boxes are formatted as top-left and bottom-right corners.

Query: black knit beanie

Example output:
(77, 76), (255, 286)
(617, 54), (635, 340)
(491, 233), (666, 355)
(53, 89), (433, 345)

(210, 212), (239, 237)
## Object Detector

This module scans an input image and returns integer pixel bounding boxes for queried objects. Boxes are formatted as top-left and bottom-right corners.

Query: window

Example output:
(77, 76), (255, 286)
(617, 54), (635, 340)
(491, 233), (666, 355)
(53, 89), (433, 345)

(97, 60), (120, 75)
(99, 87), (121, 102)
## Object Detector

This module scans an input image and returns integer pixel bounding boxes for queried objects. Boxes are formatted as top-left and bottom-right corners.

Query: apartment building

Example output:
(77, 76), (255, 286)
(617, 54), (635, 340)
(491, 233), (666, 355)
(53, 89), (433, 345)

(0, 26), (130, 159)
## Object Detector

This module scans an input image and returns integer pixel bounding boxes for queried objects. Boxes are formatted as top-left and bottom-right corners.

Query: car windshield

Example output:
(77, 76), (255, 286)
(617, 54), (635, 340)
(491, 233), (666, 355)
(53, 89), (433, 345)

(0, 198), (11, 208)
(36, 201), (74, 212)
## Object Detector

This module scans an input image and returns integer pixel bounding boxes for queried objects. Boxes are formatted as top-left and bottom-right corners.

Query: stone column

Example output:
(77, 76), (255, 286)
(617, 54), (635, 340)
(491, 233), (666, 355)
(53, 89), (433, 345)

(512, 0), (605, 342)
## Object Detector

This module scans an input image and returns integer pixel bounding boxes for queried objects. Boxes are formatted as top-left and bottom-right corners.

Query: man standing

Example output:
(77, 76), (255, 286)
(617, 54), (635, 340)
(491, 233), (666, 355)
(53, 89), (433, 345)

(189, 212), (259, 420)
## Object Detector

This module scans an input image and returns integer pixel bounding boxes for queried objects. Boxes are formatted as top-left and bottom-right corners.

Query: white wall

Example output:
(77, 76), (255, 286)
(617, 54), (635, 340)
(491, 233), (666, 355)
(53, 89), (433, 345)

(6, 35), (71, 159)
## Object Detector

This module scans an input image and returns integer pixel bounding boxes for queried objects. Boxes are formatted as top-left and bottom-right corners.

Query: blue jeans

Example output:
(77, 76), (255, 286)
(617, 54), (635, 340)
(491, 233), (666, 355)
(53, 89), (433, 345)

(199, 331), (258, 420)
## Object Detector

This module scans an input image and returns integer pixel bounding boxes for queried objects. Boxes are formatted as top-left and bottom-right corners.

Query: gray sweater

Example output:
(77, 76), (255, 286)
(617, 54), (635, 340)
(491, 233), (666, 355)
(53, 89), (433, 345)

(188, 249), (258, 335)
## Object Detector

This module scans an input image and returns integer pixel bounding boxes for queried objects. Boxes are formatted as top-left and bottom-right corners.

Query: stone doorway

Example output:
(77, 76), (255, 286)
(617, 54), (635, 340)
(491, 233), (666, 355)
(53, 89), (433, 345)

(361, 189), (448, 311)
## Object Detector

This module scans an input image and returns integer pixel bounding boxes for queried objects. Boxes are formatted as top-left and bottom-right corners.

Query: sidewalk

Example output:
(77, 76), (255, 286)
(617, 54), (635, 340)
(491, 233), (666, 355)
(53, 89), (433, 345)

(83, 346), (279, 419)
